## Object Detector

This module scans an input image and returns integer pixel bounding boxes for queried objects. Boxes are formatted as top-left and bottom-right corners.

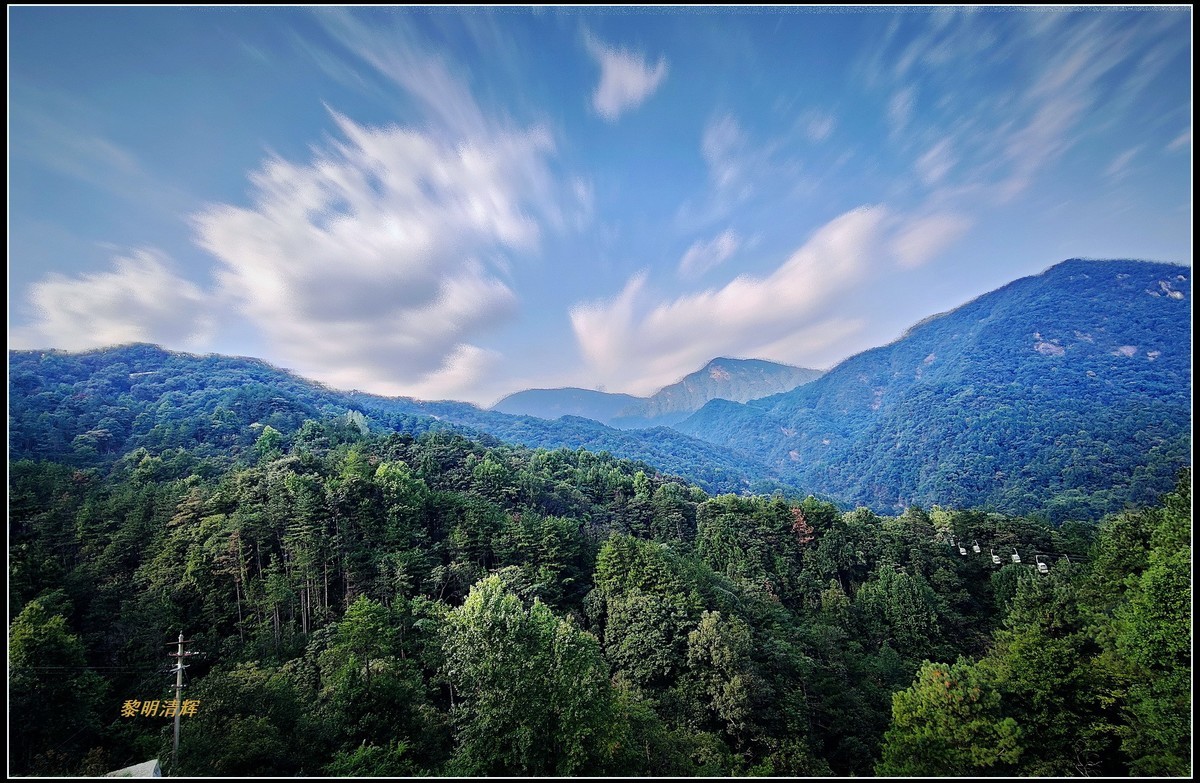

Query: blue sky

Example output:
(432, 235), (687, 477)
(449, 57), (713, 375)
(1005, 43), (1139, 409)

(9, 7), (1192, 405)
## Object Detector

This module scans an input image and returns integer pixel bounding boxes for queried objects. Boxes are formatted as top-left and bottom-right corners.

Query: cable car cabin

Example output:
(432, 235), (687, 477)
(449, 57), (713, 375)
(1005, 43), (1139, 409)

(972, 541), (981, 553)
(990, 550), (1002, 565)
(1035, 555), (1049, 575)
(958, 546), (968, 555)
(1011, 550), (1021, 564)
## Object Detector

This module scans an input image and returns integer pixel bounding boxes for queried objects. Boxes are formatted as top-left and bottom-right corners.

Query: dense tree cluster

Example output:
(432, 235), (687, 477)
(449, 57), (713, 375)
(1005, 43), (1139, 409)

(877, 474), (1191, 776)
(8, 411), (1190, 776)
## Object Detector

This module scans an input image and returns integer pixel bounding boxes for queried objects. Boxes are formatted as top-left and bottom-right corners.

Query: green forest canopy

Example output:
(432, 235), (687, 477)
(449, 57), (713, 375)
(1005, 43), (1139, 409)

(8, 414), (1191, 776)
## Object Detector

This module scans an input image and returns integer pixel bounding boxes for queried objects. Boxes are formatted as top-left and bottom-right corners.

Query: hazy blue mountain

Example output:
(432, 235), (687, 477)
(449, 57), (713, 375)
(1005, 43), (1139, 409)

(677, 259), (1192, 520)
(491, 387), (645, 422)
(611, 358), (823, 428)
(492, 357), (821, 428)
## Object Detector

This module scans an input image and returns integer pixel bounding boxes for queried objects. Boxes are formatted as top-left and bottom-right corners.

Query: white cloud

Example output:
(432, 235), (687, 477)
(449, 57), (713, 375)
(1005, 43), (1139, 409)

(585, 32), (668, 122)
(571, 177), (595, 230)
(888, 86), (916, 135)
(1166, 127), (1190, 152)
(1105, 146), (1141, 180)
(193, 109), (562, 402)
(915, 139), (957, 187)
(318, 10), (489, 139)
(702, 114), (746, 191)
(571, 206), (888, 394)
(11, 249), (214, 351)
(989, 16), (1171, 202)
(803, 110), (837, 143)
(678, 229), (741, 278)
(697, 113), (778, 212)
(183, 11), (595, 403)
(866, 12), (1184, 213)
(891, 212), (972, 269)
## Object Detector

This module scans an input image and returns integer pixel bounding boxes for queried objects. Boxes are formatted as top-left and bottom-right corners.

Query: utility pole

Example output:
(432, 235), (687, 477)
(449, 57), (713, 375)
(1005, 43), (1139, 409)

(166, 632), (197, 771)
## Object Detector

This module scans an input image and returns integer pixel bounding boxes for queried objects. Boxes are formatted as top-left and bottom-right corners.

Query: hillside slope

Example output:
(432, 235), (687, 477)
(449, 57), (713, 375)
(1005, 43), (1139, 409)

(677, 259), (1192, 519)
(8, 344), (783, 495)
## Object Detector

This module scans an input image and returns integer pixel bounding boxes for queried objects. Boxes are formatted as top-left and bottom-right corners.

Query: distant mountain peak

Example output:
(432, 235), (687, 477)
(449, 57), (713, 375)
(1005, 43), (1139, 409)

(492, 357), (822, 428)
(619, 358), (823, 425)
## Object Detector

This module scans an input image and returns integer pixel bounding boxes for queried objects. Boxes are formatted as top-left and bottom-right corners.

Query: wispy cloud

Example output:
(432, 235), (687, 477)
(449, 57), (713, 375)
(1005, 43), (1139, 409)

(318, 9), (491, 138)
(1104, 146), (1141, 180)
(571, 206), (887, 394)
(915, 139), (957, 187)
(584, 31), (668, 122)
(891, 212), (972, 269)
(860, 10), (1187, 232)
(698, 112), (784, 211)
(1166, 127), (1190, 152)
(702, 114), (748, 193)
(802, 110), (837, 143)
(10, 86), (194, 217)
(674, 112), (794, 232)
(11, 249), (214, 351)
(887, 85), (916, 136)
(678, 229), (740, 278)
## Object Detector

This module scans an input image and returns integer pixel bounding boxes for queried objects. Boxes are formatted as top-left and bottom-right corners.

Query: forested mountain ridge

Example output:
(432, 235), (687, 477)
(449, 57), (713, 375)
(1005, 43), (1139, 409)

(492, 357), (822, 428)
(8, 259), (1191, 520)
(677, 259), (1191, 520)
(8, 343), (783, 496)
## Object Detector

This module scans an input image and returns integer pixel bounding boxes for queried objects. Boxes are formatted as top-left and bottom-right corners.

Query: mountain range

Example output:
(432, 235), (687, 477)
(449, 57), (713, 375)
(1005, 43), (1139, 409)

(492, 358), (823, 428)
(678, 258), (1191, 518)
(8, 258), (1191, 520)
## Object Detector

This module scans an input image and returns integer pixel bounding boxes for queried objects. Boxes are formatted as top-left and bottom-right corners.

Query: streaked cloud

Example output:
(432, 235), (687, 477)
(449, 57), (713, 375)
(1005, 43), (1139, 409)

(702, 114), (747, 192)
(584, 32), (668, 122)
(915, 139), (957, 187)
(888, 86), (916, 135)
(10, 86), (193, 217)
(11, 249), (214, 351)
(1104, 147), (1141, 180)
(318, 9), (490, 139)
(571, 206), (887, 394)
(803, 110), (837, 143)
(695, 113), (783, 216)
(891, 212), (972, 269)
(678, 229), (741, 278)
